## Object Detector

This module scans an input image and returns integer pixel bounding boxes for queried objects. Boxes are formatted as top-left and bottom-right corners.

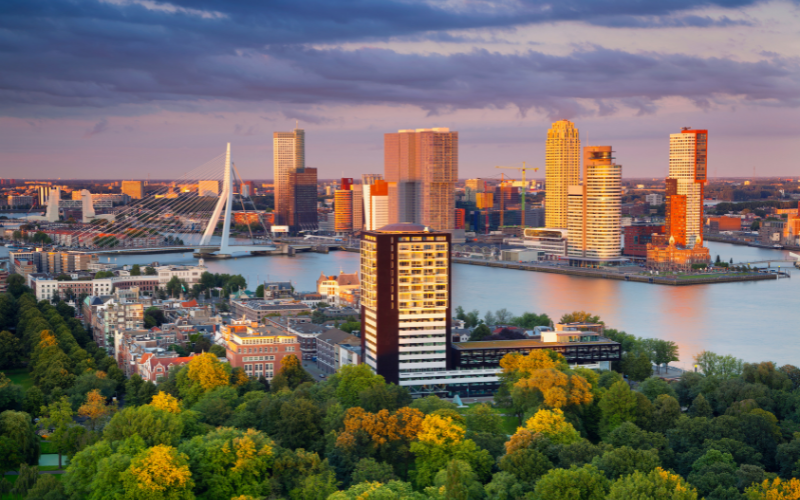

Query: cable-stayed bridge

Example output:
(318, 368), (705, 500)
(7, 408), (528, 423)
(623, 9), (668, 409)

(53, 144), (276, 258)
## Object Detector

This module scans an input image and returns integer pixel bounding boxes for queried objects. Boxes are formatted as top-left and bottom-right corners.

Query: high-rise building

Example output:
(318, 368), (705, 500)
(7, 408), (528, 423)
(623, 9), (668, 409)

(567, 146), (622, 261)
(545, 120), (581, 229)
(667, 128), (708, 247)
(198, 180), (220, 197)
(360, 223), (451, 385)
(286, 167), (318, 231)
(362, 175), (390, 231)
(121, 180), (144, 200)
(274, 128), (305, 226)
(334, 178), (355, 233)
(384, 128), (458, 231)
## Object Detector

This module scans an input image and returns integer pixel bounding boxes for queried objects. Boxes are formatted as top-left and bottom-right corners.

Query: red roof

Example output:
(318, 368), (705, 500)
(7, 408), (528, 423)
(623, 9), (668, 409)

(181, 299), (198, 307)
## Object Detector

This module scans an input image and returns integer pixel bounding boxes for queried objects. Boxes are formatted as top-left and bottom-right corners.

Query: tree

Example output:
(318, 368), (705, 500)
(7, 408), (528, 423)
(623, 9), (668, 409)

(78, 389), (113, 430)
(559, 311), (602, 324)
(651, 395), (681, 434)
(599, 381), (637, 437)
(469, 323), (491, 341)
(501, 350), (593, 411)
(149, 392), (181, 414)
(532, 464), (610, 500)
(39, 397), (78, 469)
(271, 354), (313, 392)
(186, 352), (230, 392)
(495, 308), (513, 324)
(622, 352), (652, 382)
(694, 351), (744, 379)
(607, 467), (698, 500)
(130, 264), (142, 276)
(523, 408), (581, 444)
(688, 394), (713, 418)
(751, 220), (760, 231)
(0, 410), (40, 466)
(0, 331), (23, 369)
(145, 266), (157, 275)
(639, 377), (678, 401)
(653, 340), (679, 374)
(166, 276), (183, 298)
(433, 459), (484, 500)
(255, 284), (264, 298)
(350, 458), (396, 485)
(484, 310), (497, 326)
(464, 309), (481, 328)
(104, 405), (184, 447)
(592, 446), (661, 479)
(465, 403), (503, 434)
(121, 444), (195, 500)
(745, 478), (800, 500)
(509, 312), (551, 329)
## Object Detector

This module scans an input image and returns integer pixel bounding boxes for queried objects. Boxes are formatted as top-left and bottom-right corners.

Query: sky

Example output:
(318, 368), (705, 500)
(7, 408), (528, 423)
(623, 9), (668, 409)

(1, 0), (799, 181)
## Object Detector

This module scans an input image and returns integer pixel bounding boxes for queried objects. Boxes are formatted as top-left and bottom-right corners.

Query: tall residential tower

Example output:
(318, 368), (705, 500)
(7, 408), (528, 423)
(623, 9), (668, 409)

(667, 128), (708, 247)
(567, 146), (622, 262)
(545, 120), (581, 229)
(360, 223), (451, 385)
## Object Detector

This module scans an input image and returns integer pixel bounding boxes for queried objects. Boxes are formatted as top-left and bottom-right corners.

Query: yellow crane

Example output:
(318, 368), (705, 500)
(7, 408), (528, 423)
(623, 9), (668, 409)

(495, 162), (539, 228)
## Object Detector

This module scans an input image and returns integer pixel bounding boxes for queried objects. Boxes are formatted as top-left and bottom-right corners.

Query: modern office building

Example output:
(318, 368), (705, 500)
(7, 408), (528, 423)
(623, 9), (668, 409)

(667, 128), (707, 246)
(645, 193), (664, 206)
(545, 120), (581, 229)
(121, 181), (144, 200)
(198, 180), (219, 197)
(335, 178), (355, 233)
(362, 175), (390, 231)
(567, 146), (622, 263)
(273, 128), (305, 226)
(360, 223), (451, 385)
(384, 128), (458, 231)
(286, 167), (318, 232)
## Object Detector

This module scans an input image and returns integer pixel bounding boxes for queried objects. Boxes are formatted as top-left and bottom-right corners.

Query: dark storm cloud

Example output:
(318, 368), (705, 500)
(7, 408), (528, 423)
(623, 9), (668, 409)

(0, 0), (797, 118)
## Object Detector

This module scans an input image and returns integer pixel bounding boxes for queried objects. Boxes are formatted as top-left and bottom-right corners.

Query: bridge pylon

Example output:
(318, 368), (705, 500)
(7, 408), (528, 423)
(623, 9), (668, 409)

(199, 143), (233, 255)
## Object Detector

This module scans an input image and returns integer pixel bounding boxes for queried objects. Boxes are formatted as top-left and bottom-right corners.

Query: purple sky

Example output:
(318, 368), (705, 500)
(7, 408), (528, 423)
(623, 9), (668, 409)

(1, 0), (798, 181)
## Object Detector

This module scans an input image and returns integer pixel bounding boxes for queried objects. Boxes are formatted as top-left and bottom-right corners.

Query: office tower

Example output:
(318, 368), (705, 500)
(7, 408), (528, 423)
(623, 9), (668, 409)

(352, 186), (363, 232)
(667, 128), (707, 247)
(241, 181), (254, 197)
(545, 120), (581, 229)
(384, 128), (458, 231)
(567, 146), (622, 261)
(360, 223), (451, 384)
(362, 175), (390, 231)
(286, 167), (318, 231)
(198, 180), (220, 197)
(38, 186), (51, 207)
(335, 178), (355, 233)
(274, 128), (305, 226)
(121, 180), (144, 200)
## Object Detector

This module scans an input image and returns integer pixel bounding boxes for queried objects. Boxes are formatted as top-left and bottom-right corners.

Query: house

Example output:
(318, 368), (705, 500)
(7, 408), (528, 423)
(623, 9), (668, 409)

(316, 328), (360, 374)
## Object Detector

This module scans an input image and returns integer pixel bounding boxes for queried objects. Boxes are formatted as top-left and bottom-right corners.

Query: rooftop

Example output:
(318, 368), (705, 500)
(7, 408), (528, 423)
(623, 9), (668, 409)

(374, 222), (429, 233)
(453, 337), (619, 350)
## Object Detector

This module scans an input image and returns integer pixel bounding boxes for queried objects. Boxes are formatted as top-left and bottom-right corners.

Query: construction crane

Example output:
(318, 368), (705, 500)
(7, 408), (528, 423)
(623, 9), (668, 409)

(495, 163), (539, 229)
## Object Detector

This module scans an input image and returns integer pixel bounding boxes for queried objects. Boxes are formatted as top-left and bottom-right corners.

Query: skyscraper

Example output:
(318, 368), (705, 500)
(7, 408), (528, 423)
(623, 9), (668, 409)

(274, 128), (305, 226)
(384, 128), (458, 231)
(567, 146), (621, 261)
(360, 223), (451, 385)
(286, 167), (318, 231)
(198, 180), (220, 197)
(545, 120), (581, 229)
(667, 128), (708, 247)
(334, 178), (355, 233)
(362, 175), (390, 231)
(121, 180), (143, 200)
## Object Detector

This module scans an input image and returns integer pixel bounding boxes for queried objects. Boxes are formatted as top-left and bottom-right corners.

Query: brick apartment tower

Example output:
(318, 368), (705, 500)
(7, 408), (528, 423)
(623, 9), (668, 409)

(384, 128), (458, 231)
(666, 128), (708, 247)
(545, 120), (581, 229)
(273, 128), (305, 226)
(360, 223), (451, 385)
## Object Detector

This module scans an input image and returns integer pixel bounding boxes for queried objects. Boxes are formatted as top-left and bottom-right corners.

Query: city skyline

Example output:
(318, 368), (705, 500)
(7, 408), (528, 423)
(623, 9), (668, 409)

(1, 1), (798, 179)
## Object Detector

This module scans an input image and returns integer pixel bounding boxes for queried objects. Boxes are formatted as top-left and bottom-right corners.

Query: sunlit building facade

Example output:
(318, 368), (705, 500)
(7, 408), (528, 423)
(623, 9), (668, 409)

(360, 223), (451, 385)
(384, 128), (458, 231)
(121, 180), (144, 200)
(667, 128), (707, 246)
(274, 128), (305, 226)
(567, 146), (622, 263)
(545, 120), (581, 229)
(362, 175), (390, 231)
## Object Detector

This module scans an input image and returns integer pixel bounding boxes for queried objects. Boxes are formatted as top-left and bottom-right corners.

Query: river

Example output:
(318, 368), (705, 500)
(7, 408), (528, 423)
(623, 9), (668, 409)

(2, 240), (797, 369)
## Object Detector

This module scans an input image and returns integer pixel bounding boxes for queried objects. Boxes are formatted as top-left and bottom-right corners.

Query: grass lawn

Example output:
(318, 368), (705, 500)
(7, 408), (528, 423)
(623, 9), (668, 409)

(1, 369), (33, 391)
(454, 402), (520, 435)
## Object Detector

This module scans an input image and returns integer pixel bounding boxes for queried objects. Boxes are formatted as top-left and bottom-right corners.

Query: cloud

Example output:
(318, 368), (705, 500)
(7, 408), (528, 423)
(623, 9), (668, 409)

(84, 118), (109, 138)
(0, 0), (796, 121)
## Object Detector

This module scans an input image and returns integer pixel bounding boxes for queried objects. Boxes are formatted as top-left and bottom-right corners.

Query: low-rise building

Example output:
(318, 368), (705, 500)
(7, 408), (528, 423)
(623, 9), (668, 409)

(315, 328), (360, 374)
(623, 223), (665, 258)
(230, 299), (311, 322)
(222, 320), (301, 380)
(646, 235), (711, 270)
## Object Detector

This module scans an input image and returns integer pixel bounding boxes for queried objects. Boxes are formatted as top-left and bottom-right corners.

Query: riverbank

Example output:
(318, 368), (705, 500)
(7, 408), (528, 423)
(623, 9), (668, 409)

(704, 233), (800, 252)
(452, 258), (778, 286)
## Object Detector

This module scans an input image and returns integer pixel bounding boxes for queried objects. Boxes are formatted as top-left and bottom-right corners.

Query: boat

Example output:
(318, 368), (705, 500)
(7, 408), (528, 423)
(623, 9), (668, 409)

(773, 244), (784, 249)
